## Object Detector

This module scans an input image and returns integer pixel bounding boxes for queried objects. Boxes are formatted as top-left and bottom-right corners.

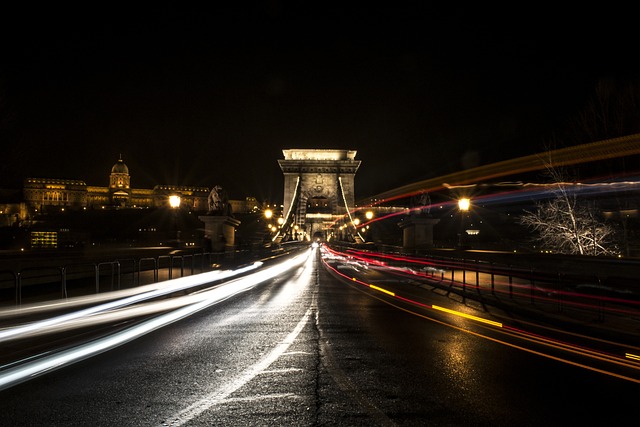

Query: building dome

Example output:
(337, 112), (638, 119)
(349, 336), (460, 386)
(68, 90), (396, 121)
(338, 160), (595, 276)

(111, 158), (129, 174)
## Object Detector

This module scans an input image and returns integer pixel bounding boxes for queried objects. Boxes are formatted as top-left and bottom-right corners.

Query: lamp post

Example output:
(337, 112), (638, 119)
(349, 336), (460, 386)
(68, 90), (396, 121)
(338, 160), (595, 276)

(277, 216), (285, 238)
(458, 198), (470, 249)
(352, 217), (361, 242)
(169, 195), (181, 244)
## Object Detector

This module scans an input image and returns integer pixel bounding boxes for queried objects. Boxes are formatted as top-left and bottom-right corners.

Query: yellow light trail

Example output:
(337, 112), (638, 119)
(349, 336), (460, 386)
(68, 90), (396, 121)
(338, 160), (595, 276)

(358, 133), (640, 205)
(333, 266), (640, 384)
(369, 285), (395, 296)
(432, 304), (503, 327)
(321, 248), (640, 383)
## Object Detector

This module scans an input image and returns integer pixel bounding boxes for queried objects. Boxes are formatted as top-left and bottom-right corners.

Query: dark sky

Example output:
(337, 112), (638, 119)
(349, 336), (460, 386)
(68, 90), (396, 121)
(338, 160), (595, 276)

(2, 3), (639, 201)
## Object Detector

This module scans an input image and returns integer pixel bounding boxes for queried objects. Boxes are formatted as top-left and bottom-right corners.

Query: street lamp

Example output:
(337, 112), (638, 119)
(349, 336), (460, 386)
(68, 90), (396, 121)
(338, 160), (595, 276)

(169, 195), (181, 209)
(458, 198), (470, 212)
(365, 210), (374, 221)
(458, 198), (470, 249)
(169, 195), (181, 244)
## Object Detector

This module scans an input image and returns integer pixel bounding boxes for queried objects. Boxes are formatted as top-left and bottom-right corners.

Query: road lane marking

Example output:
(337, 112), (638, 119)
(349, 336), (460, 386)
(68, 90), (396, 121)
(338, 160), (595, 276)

(163, 306), (312, 426)
(221, 393), (301, 403)
(260, 368), (305, 374)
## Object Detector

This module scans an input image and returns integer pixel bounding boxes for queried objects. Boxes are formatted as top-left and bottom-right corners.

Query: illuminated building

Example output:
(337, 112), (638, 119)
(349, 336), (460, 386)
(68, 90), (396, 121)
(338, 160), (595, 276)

(22, 157), (210, 212)
(19, 156), (259, 215)
(0, 157), (261, 248)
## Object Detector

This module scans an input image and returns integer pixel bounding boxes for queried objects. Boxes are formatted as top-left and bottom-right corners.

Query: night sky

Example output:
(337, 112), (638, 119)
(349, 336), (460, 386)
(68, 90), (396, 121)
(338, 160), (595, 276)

(2, 3), (639, 202)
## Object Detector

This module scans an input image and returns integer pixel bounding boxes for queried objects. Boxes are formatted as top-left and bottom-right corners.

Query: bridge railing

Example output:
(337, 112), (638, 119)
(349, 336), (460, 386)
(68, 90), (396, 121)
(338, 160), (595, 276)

(326, 243), (640, 324)
(0, 243), (310, 308)
(0, 251), (228, 307)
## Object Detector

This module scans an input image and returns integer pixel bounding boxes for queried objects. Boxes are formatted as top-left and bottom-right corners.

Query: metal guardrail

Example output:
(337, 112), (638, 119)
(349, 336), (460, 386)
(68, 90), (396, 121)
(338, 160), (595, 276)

(0, 244), (308, 307)
(0, 251), (229, 307)
(327, 243), (640, 324)
(16, 266), (65, 306)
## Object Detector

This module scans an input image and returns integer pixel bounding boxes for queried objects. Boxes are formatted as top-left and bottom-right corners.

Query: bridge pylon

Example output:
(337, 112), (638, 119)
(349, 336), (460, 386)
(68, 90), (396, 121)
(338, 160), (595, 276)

(277, 149), (361, 242)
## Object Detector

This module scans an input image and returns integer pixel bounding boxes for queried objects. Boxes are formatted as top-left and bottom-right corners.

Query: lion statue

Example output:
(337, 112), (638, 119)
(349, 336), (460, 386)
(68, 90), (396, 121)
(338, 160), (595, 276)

(207, 185), (232, 216)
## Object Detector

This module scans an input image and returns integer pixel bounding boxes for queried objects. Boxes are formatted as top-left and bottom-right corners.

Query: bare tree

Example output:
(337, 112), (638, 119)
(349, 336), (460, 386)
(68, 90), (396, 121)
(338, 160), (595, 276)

(519, 76), (638, 256)
(519, 164), (620, 256)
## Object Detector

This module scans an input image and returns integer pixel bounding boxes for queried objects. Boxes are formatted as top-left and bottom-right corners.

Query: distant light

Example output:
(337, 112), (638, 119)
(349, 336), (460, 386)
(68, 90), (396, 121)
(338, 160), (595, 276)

(458, 198), (470, 211)
(169, 195), (181, 208)
(365, 211), (373, 220)
(264, 209), (273, 219)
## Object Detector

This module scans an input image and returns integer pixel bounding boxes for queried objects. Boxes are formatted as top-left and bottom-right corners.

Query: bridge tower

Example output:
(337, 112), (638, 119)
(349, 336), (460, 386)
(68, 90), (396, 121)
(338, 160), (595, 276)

(277, 149), (361, 242)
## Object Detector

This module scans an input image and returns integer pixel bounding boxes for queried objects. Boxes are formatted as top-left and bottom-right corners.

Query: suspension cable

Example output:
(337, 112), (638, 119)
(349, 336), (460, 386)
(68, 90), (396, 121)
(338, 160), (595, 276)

(339, 176), (365, 242)
(273, 176), (300, 242)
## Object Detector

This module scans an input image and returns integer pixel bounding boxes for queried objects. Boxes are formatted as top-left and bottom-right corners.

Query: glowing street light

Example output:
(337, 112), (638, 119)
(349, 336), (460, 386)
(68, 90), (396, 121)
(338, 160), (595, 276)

(457, 197), (471, 249)
(169, 195), (181, 209)
(169, 195), (181, 245)
(365, 210), (374, 220)
(264, 209), (273, 220)
(458, 198), (470, 212)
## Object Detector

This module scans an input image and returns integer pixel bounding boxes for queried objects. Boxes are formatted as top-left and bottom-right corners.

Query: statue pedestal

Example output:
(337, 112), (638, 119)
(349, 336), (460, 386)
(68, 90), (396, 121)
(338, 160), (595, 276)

(398, 216), (440, 253)
(199, 215), (241, 254)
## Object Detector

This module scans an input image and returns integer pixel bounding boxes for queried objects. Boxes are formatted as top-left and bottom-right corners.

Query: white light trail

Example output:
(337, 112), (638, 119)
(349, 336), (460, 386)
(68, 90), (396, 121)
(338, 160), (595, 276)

(0, 263), (263, 342)
(0, 249), (313, 391)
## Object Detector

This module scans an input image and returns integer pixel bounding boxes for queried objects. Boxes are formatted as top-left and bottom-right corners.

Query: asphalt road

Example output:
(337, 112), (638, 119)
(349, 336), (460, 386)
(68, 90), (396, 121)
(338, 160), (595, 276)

(0, 246), (638, 426)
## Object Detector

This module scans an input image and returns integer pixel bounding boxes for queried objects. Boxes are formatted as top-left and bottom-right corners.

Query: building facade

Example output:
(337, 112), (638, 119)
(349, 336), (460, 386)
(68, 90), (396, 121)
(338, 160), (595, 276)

(0, 157), (262, 249)
(17, 157), (257, 216)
